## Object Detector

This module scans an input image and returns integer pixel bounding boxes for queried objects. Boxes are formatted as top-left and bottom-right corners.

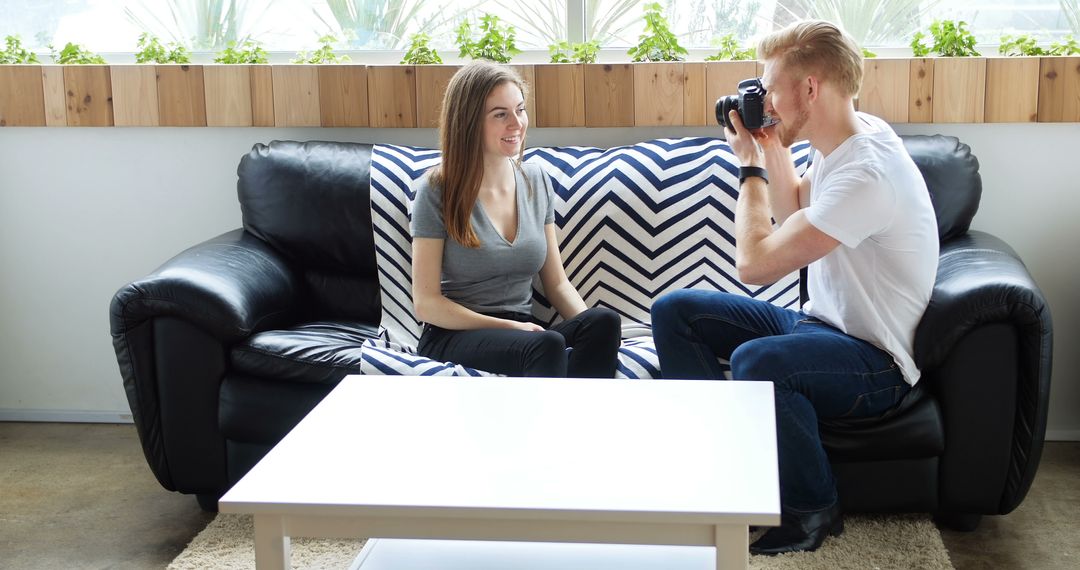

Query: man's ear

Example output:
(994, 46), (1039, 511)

(805, 75), (819, 102)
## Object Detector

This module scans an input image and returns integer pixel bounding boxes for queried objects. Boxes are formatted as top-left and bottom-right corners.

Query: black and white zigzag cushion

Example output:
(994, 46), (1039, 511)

(364, 137), (810, 379)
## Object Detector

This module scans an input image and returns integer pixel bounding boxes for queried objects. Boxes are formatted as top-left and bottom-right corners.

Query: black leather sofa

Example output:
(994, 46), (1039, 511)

(110, 136), (1052, 529)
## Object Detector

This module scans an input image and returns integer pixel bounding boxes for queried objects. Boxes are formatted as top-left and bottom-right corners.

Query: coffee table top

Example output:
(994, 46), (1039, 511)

(220, 375), (779, 524)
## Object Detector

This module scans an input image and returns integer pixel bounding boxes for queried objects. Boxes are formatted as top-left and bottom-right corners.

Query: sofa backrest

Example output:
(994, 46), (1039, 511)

(237, 140), (381, 324)
(900, 135), (982, 242)
(370, 138), (811, 348)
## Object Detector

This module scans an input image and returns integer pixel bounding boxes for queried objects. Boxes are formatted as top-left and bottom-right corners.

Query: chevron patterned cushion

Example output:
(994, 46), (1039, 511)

(365, 137), (810, 379)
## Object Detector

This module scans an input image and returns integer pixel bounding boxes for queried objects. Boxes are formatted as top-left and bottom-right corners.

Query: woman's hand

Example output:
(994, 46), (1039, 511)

(724, 110), (766, 168)
(506, 320), (544, 332)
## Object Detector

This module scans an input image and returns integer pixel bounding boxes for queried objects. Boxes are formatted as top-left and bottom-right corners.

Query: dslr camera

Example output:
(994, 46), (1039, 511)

(715, 77), (778, 130)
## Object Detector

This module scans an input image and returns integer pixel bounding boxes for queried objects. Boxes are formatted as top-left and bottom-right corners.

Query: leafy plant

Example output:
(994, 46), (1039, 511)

(125, 0), (269, 51)
(292, 34), (350, 63)
(1, 35), (40, 64)
(213, 39), (268, 63)
(134, 33), (191, 63)
(910, 31), (929, 57)
(1064, 0), (1080, 35)
(316, 0), (455, 50)
(862, 47), (877, 58)
(999, 34), (1047, 56)
(400, 32), (442, 64)
(1049, 34), (1080, 55)
(49, 42), (106, 64)
(789, 0), (940, 47)
(548, 40), (600, 64)
(455, 14), (521, 63)
(704, 33), (754, 61)
(627, 2), (687, 62)
(910, 20), (979, 57)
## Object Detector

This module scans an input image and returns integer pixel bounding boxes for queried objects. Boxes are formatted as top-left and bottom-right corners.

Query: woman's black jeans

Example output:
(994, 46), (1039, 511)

(417, 307), (622, 378)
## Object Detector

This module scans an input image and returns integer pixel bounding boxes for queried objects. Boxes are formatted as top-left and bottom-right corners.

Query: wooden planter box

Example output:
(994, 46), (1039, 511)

(3, 57), (1079, 128)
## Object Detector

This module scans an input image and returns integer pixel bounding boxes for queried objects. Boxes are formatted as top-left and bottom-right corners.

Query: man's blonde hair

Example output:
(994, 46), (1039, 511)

(758, 20), (863, 97)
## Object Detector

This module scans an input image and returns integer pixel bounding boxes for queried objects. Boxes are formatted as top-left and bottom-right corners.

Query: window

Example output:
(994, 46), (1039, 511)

(1, 0), (1075, 55)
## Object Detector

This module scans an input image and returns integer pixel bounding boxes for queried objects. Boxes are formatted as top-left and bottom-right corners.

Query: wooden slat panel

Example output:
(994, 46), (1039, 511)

(110, 65), (158, 126)
(271, 65), (320, 127)
(535, 64), (585, 127)
(908, 58), (934, 123)
(319, 65), (368, 127)
(368, 65), (416, 128)
(0, 65), (46, 126)
(508, 64), (536, 123)
(414, 65), (459, 129)
(859, 59), (910, 123)
(584, 64), (633, 127)
(41, 66), (67, 126)
(756, 62), (765, 77)
(705, 61), (757, 127)
(932, 58), (985, 123)
(156, 65), (206, 126)
(63, 65), (113, 126)
(204, 65), (252, 127)
(682, 62), (707, 126)
(250, 66), (275, 127)
(634, 63), (684, 126)
(1038, 57), (1080, 123)
(984, 57), (1039, 123)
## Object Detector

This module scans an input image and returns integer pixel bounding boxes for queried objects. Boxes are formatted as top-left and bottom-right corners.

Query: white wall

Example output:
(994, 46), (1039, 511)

(0, 124), (1077, 439)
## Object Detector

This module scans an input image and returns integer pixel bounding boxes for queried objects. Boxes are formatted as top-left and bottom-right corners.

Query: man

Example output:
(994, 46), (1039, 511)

(651, 20), (939, 555)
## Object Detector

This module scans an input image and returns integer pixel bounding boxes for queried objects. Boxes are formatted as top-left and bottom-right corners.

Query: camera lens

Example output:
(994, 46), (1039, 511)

(715, 96), (739, 129)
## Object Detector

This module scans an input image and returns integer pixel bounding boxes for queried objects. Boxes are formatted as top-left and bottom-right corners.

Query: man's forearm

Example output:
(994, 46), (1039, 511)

(762, 144), (801, 225)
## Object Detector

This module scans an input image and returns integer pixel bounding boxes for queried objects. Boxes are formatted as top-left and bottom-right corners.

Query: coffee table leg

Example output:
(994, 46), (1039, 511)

(254, 514), (291, 570)
(714, 524), (749, 570)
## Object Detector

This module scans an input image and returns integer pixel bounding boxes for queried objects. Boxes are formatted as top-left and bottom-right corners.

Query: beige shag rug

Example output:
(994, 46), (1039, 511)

(169, 513), (953, 570)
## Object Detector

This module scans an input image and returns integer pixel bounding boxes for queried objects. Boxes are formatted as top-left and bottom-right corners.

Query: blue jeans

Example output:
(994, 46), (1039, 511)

(651, 290), (909, 511)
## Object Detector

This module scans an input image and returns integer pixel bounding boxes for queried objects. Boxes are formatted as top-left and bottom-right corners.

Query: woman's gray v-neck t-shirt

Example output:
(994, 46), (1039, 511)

(410, 161), (555, 317)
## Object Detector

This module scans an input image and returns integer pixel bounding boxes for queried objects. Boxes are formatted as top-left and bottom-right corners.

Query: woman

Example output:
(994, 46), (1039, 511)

(411, 61), (621, 378)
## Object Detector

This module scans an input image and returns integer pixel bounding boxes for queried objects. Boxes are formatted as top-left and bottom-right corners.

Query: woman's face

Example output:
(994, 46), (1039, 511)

(482, 81), (528, 159)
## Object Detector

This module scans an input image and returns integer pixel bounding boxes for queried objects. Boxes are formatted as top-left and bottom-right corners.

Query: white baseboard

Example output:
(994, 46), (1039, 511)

(0, 409), (134, 424)
(1045, 430), (1080, 442)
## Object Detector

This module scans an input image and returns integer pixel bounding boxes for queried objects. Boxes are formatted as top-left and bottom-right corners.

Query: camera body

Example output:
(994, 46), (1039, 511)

(715, 78), (778, 130)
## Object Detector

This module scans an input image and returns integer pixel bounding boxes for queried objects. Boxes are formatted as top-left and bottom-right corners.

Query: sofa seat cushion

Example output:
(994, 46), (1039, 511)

(819, 393), (945, 462)
(358, 336), (662, 379)
(230, 320), (381, 384)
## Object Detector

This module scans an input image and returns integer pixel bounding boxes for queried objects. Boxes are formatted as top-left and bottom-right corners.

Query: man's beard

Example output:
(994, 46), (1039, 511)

(778, 104), (810, 148)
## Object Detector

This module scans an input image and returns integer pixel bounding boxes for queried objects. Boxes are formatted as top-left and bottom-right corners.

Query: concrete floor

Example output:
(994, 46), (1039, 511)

(0, 422), (1077, 569)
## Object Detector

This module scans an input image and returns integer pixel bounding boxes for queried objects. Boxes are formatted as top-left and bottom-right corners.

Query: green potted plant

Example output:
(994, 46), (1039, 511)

(49, 42), (106, 64)
(291, 34), (350, 64)
(704, 34), (754, 61)
(401, 33), (443, 65)
(1, 35), (40, 64)
(214, 40), (268, 64)
(549, 40), (600, 64)
(910, 20), (983, 123)
(455, 14), (520, 63)
(627, 2), (687, 62)
(134, 33), (191, 64)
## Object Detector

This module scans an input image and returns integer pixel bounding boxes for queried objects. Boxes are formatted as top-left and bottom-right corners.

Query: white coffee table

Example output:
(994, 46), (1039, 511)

(219, 375), (779, 570)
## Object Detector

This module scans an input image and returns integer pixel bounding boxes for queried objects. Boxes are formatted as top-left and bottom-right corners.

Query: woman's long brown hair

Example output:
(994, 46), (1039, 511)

(429, 61), (528, 248)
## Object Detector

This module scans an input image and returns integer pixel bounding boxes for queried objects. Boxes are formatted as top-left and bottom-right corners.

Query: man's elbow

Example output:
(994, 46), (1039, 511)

(736, 260), (772, 286)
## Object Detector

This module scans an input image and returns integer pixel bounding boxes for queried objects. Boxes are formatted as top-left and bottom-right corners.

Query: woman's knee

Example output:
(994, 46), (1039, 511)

(586, 307), (622, 339)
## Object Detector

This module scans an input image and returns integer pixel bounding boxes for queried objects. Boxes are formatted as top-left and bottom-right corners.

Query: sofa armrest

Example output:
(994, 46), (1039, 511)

(109, 229), (299, 494)
(110, 229), (299, 343)
(915, 230), (1052, 513)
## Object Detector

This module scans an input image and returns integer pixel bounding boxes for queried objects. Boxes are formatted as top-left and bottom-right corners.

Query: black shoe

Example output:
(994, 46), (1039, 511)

(749, 503), (843, 556)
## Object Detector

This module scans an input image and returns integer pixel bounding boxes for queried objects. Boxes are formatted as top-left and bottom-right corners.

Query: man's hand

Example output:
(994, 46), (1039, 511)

(507, 320), (544, 332)
(724, 110), (767, 168)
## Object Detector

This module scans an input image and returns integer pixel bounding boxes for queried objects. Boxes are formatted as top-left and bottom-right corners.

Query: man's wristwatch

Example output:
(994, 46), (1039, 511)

(739, 166), (769, 185)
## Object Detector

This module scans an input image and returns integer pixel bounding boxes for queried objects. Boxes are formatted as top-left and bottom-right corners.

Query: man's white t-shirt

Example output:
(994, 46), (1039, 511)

(802, 113), (939, 386)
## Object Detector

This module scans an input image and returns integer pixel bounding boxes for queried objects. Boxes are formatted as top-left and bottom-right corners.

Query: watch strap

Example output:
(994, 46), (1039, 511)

(739, 166), (769, 185)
